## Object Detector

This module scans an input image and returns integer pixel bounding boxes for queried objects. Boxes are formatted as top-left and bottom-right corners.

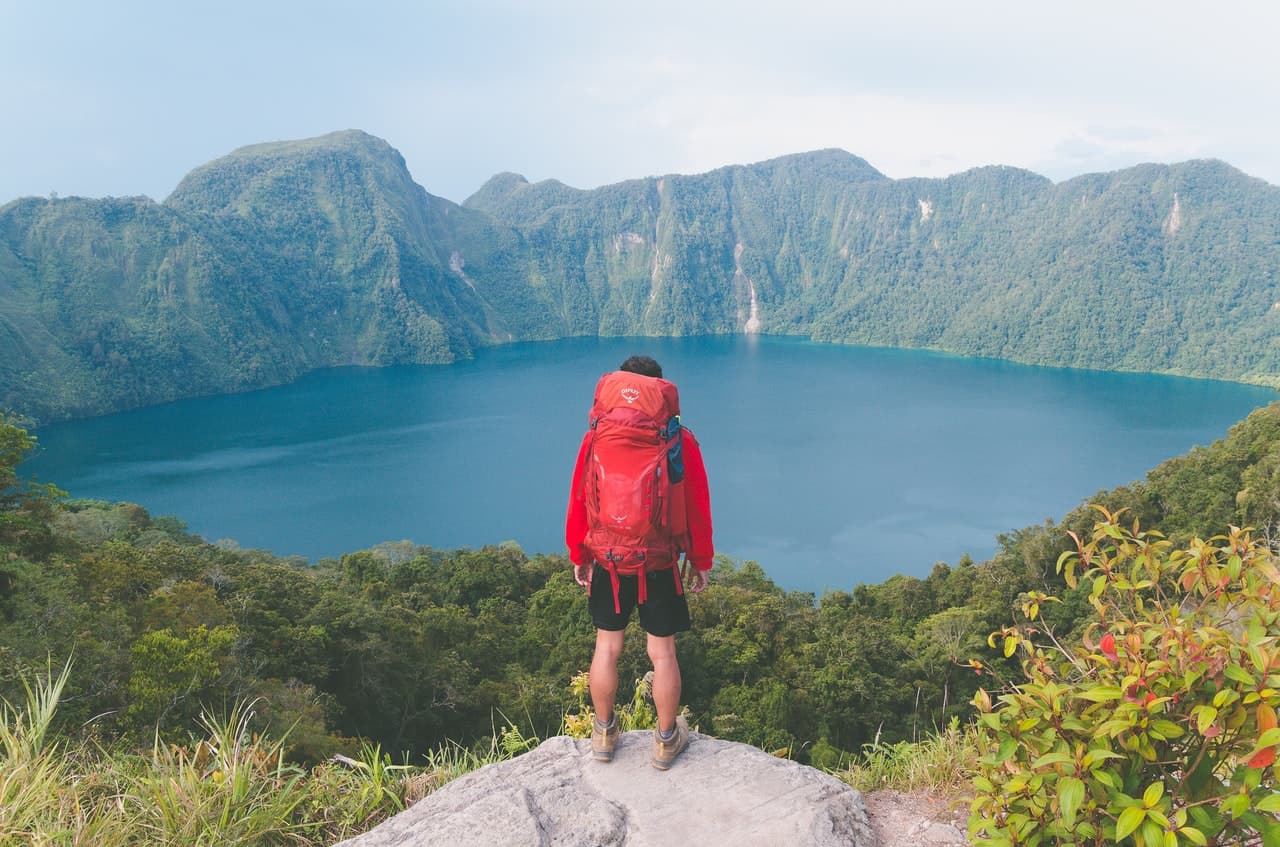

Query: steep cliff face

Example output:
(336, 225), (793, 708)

(467, 152), (1280, 388)
(4, 131), (1280, 424)
(463, 148), (891, 338)
(0, 194), (257, 419)
(165, 129), (524, 364)
(0, 131), (550, 422)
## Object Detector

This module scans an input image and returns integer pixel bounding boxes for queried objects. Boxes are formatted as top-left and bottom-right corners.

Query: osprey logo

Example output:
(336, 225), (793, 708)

(620, 387), (640, 404)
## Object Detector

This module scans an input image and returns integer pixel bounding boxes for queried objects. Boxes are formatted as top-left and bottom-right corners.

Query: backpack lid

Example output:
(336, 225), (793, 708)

(591, 371), (680, 423)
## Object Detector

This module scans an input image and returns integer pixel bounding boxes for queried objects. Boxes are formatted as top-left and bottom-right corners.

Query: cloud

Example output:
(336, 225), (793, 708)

(378, 55), (1277, 204)
(4, 0), (1280, 203)
(574, 83), (1188, 184)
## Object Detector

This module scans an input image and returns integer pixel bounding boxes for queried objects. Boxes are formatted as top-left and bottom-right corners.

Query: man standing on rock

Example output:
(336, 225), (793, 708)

(566, 355), (714, 769)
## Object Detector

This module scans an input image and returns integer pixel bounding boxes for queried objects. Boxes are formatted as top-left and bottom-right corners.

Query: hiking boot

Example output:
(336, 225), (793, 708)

(591, 714), (619, 762)
(651, 716), (690, 770)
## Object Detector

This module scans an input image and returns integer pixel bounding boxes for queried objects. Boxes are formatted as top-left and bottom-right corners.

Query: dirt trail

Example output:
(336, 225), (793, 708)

(863, 789), (970, 847)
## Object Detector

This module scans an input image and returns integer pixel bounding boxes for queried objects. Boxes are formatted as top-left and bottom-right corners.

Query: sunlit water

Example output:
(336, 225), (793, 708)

(27, 336), (1276, 594)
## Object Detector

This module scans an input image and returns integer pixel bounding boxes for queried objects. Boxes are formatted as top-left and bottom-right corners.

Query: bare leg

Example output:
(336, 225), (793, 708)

(647, 633), (680, 733)
(590, 629), (625, 721)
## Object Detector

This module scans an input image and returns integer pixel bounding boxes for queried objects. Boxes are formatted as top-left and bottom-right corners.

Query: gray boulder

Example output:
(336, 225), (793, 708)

(336, 731), (874, 846)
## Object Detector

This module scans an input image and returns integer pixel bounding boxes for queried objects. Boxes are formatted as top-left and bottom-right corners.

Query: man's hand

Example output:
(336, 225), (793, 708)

(686, 566), (709, 594)
(573, 563), (592, 587)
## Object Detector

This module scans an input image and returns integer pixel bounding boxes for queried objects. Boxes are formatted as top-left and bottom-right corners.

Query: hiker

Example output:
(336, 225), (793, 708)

(565, 354), (714, 769)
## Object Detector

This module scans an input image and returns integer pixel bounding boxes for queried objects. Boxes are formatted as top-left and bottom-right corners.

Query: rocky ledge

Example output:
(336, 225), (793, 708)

(336, 730), (875, 846)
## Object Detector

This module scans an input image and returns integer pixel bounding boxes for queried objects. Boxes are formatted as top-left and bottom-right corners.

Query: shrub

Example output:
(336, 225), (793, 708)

(970, 509), (1280, 846)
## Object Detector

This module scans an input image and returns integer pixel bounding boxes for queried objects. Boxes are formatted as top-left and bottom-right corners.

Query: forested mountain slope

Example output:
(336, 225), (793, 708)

(0, 132), (545, 421)
(3, 131), (1279, 423)
(3, 394), (1280, 760)
(469, 154), (1280, 381)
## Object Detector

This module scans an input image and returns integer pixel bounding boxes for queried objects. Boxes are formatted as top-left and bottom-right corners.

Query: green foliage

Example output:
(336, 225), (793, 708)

(0, 661), (517, 845)
(560, 669), (659, 738)
(126, 702), (311, 845)
(0, 414), (63, 557)
(969, 509), (1280, 846)
(1143, 402), (1280, 543)
(6, 399), (1280, 805)
(0, 658), (88, 843)
(127, 624), (241, 728)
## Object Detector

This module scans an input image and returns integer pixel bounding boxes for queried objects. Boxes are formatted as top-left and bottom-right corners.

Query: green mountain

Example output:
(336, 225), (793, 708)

(0, 131), (546, 421)
(3, 131), (1279, 423)
(467, 154), (1280, 379)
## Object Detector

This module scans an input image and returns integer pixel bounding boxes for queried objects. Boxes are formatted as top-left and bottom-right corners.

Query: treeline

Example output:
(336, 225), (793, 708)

(3, 400), (1280, 764)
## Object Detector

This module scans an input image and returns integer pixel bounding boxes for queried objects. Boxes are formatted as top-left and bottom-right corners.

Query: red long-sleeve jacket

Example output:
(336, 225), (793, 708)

(565, 427), (714, 572)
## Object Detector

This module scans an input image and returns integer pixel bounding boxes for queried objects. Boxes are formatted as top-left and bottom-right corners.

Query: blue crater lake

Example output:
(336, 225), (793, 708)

(26, 336), (1277, 595)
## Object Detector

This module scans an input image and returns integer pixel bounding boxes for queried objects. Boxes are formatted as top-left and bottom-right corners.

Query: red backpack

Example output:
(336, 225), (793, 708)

(580, 371), (688, 609)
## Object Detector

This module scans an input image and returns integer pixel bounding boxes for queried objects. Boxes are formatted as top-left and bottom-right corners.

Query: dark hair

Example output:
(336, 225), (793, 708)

(619, 355), (663, 378)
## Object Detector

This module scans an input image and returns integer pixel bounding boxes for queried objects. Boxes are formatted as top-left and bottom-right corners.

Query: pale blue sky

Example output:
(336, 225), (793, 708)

(3, 0), (1278, 205)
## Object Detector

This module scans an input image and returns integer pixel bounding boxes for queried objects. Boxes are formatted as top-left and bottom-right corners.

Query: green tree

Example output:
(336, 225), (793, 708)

(127, 624), (241, 729)
(0, 416), (64, 559)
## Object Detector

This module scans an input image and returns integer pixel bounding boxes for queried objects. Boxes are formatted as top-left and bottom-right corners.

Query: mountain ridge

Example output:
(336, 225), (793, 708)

(3, 131), (1278, 424)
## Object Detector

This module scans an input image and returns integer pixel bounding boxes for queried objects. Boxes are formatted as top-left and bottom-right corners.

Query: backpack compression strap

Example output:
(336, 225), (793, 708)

(599, 556), (685, 614)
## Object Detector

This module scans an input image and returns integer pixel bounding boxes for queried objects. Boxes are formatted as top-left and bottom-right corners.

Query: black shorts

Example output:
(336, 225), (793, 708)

(589, 563), (691, 637)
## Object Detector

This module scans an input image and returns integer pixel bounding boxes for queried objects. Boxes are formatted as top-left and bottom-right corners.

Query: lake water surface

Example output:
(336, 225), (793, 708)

(27, 336), (1277, 594)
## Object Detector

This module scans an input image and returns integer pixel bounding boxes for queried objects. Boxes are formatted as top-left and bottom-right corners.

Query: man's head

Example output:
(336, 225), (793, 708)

(619, 355), (663, 378)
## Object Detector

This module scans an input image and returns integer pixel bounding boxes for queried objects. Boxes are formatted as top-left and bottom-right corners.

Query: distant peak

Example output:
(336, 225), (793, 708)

(1055, 157), (1270, 192)
(716, 148), (887, 184)
(463, 172), (532, 210)
(165, 130), (415, 209)
(214, 129), (403, 166)
(937, 164), (1053, 187)
(764, 148), (878, 168)
(479, 171), (530, 192)
(1166, 157), (1254, 181)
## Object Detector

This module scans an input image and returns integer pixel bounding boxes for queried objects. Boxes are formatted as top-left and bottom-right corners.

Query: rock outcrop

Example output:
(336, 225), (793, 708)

(336, 731), (874, 846)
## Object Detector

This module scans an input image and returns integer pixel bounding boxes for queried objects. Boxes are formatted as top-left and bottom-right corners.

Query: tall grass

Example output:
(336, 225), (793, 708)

(2, 660), (975, 844)
(832, 718), (978, 796)
(0, 664), (522, 846)
(124, 702), (312, 845)
(0, 657), (88, 844)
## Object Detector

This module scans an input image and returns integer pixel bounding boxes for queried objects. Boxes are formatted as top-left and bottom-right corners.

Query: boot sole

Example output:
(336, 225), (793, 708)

(651, 741), (687, 769)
